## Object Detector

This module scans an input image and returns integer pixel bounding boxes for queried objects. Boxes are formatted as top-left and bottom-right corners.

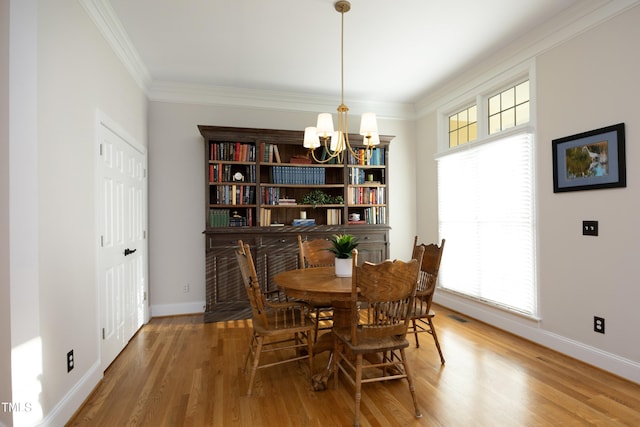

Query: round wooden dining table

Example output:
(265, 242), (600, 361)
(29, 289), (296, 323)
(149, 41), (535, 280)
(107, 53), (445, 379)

(273, 266), (353, 390)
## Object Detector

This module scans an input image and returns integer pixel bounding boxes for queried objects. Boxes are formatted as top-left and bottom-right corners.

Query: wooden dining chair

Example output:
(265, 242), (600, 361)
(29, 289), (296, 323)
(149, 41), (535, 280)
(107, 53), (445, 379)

(297, 235), (335, 341)
(408, 236), (446, 364)
(332, 248), (424, 427)
(235, 240), (315, 396)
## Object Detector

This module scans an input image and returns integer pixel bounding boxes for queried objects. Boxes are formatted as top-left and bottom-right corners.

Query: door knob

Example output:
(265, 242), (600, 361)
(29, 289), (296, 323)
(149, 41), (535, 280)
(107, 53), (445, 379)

(124, 248), (137, 256)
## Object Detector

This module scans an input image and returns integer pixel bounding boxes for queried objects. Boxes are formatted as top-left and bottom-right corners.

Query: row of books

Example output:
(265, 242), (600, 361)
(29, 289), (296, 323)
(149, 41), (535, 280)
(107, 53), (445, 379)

(326, 208), (342, 225)
(209, 209), (231, 227)
(261, 187), (282, 205)
(269, 166), (326, 185)
(347, 187), (386, 205)
(209, 142), (256, 162)
(348, 167), (384, 185)
(363, 206), (386, 224)
(211, 185), (256, 205)
(209, 164), (256, 183)
(260, 208), (272, 226)
(209, 208), (253, 227)
(260, 142), (281, 163)
(347, 148), (385, 166)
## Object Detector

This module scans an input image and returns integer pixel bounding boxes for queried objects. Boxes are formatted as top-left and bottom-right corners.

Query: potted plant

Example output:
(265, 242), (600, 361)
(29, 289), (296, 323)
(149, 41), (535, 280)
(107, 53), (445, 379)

(302, 189), (344, 208)
(327, 234), (359, 277)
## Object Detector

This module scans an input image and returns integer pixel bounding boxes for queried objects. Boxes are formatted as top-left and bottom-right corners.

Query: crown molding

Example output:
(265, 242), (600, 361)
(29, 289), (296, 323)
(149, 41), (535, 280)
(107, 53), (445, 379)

(148, 81), (415, 121)
(79, 0), (151, 92)
(414, 0), (640, 117)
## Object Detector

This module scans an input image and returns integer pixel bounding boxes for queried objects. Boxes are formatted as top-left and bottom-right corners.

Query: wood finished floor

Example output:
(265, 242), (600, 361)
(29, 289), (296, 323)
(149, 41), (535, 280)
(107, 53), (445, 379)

(67, 305), (640, 426)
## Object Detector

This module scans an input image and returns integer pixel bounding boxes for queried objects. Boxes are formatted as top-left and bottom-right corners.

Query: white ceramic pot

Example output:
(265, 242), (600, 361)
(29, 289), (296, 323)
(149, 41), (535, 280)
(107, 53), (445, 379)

(335, 257), (352, 277)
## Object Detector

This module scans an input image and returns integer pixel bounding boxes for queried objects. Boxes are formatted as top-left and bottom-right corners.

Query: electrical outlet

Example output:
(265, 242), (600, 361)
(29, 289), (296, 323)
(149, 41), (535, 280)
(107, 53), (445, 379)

(183, 283), (190, 293)
(67, 350), (74, 372)
(594, 316), (605, 334)
(583, 220), (598, 236)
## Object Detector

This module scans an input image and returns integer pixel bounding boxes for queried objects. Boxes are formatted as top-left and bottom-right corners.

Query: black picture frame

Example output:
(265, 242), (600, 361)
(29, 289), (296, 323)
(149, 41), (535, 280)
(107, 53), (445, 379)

(552, 123), (626, 193)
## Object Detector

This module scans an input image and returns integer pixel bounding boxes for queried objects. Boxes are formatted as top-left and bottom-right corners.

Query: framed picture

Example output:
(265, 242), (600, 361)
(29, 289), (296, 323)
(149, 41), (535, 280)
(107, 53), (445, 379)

(552, 123), (626, 193)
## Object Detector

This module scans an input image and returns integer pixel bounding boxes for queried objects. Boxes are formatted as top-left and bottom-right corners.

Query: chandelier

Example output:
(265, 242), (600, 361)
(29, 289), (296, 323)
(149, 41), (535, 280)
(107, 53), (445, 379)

(303, 0), (379, 163)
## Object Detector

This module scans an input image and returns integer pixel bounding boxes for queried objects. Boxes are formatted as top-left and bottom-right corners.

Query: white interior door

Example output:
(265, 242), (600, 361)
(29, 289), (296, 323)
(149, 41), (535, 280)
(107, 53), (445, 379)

(97, 118), (148, 371)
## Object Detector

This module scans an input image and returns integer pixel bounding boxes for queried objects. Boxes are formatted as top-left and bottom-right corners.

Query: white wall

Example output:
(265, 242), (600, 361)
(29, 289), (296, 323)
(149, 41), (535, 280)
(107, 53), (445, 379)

(0, 0), (12, 425)
(1, 0), (148, 425)
(423, 4), (640, 383)
(536, 4), (640, 367)
(147, 101), (416, 315)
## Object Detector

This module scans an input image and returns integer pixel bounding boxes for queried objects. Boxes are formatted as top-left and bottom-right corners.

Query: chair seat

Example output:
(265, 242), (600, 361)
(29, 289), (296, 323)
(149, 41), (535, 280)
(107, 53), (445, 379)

(408, 302), (436, 319)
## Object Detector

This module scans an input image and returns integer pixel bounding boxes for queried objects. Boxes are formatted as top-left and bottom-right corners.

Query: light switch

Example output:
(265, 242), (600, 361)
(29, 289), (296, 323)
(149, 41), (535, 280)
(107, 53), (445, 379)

(582, 220), (598, 236)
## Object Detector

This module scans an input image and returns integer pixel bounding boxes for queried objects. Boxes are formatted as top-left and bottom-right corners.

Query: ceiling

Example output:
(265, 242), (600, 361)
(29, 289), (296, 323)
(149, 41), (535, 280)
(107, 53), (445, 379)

(105, 0), (603, 110)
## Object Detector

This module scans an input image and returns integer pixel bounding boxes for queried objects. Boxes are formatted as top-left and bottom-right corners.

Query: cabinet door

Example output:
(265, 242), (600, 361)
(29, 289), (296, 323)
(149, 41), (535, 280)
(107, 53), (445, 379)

(256, 234), (300, 292)
(205, 236), (255, 311)
(349, 230), (388, 264)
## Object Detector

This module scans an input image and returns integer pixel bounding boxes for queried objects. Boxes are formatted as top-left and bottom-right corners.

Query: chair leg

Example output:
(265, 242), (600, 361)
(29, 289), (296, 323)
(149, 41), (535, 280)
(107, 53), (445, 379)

(244, 331), (256, 372)
(412, 318), (420, 348)
(400, 348), (422, 419)
(353, 354), (363, 427)
(314, 307), (321, 343)
(307, 331), (314, 374)
(332, 342), (342, 390)
(246, 336), (263, 396)
(428, 318), (445, 364)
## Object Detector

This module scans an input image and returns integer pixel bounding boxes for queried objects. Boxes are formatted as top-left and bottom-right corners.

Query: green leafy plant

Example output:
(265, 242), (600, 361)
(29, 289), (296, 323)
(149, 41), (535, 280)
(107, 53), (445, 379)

(302, 189), (343, 208)
(327, 234), (359, 259)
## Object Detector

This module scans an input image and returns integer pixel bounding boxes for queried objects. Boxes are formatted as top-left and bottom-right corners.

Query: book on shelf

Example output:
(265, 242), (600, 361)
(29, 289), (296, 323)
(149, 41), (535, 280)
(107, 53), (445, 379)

(326, 208), (342, 225)
(273, 145), (281, 163)
(277, 198), (297, 205)
(290, 155), (312, 164)
(269, 222), (284, 227)
(260, 208), (271, 226)
(291, 218), (316, 226)
(348, 219), (366, 225)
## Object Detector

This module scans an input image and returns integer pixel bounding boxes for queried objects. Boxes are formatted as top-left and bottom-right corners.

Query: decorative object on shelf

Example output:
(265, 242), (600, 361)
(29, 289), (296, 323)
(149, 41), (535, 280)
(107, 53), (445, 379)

(232, 171), (244, 182)
(301, 189), (343, 208)
(552, 123), (626, 193)
(327, 234), (359, 277)
(302, 1), (379, 164)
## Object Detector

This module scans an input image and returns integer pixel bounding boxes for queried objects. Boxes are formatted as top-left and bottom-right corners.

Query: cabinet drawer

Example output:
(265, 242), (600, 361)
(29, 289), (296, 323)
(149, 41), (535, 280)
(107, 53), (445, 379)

(260, 234), (299, 248)
(349, 231), (387, 243)
(207, 235), (256, 251)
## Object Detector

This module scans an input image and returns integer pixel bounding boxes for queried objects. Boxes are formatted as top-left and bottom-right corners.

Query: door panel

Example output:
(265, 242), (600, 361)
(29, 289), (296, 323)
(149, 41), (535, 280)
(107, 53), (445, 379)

(98, 121), (147, 371)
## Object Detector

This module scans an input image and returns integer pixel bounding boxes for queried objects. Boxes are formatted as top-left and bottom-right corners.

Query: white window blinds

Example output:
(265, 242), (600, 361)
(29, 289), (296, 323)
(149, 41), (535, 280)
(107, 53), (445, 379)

(436, 132), (537, 316)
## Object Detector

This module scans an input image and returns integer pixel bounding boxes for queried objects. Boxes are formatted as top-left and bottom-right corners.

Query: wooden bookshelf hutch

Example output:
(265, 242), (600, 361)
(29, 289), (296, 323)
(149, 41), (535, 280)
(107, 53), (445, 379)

(199, 125), (393, 322)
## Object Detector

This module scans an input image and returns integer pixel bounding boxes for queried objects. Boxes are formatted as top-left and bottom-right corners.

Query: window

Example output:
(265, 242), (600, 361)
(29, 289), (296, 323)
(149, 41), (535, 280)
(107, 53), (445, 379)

(437, 132), (536, 315)
(437, 73), (536, 317)
(488, 80), (530, 134)
(449, 105), (478, 147)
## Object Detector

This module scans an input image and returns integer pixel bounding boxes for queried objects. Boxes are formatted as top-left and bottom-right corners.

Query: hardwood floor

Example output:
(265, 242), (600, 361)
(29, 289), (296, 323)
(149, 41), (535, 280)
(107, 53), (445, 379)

(67, 305), (640, 426)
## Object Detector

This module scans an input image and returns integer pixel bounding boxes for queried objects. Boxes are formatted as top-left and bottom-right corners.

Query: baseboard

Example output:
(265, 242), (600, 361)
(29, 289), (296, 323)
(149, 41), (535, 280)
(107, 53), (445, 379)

(434, 292), (640, 384)
(150, 301), (205, 317)
(41, 360), (102, 426)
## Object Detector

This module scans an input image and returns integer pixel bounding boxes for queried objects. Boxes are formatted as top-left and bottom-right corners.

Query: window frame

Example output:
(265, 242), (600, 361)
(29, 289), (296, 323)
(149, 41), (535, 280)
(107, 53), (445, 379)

(438, 61), (536, 152)
(435, 60), (539, 319)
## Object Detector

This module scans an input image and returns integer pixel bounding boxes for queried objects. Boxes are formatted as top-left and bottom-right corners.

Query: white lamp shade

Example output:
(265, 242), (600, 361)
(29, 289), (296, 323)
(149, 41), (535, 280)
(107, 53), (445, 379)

(365, 132), (380, 146)
(303, 127), (320, 148)
(359, 112), (378, 137)
(330, 131), (345, 152)
(316, 113), (335, 138)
